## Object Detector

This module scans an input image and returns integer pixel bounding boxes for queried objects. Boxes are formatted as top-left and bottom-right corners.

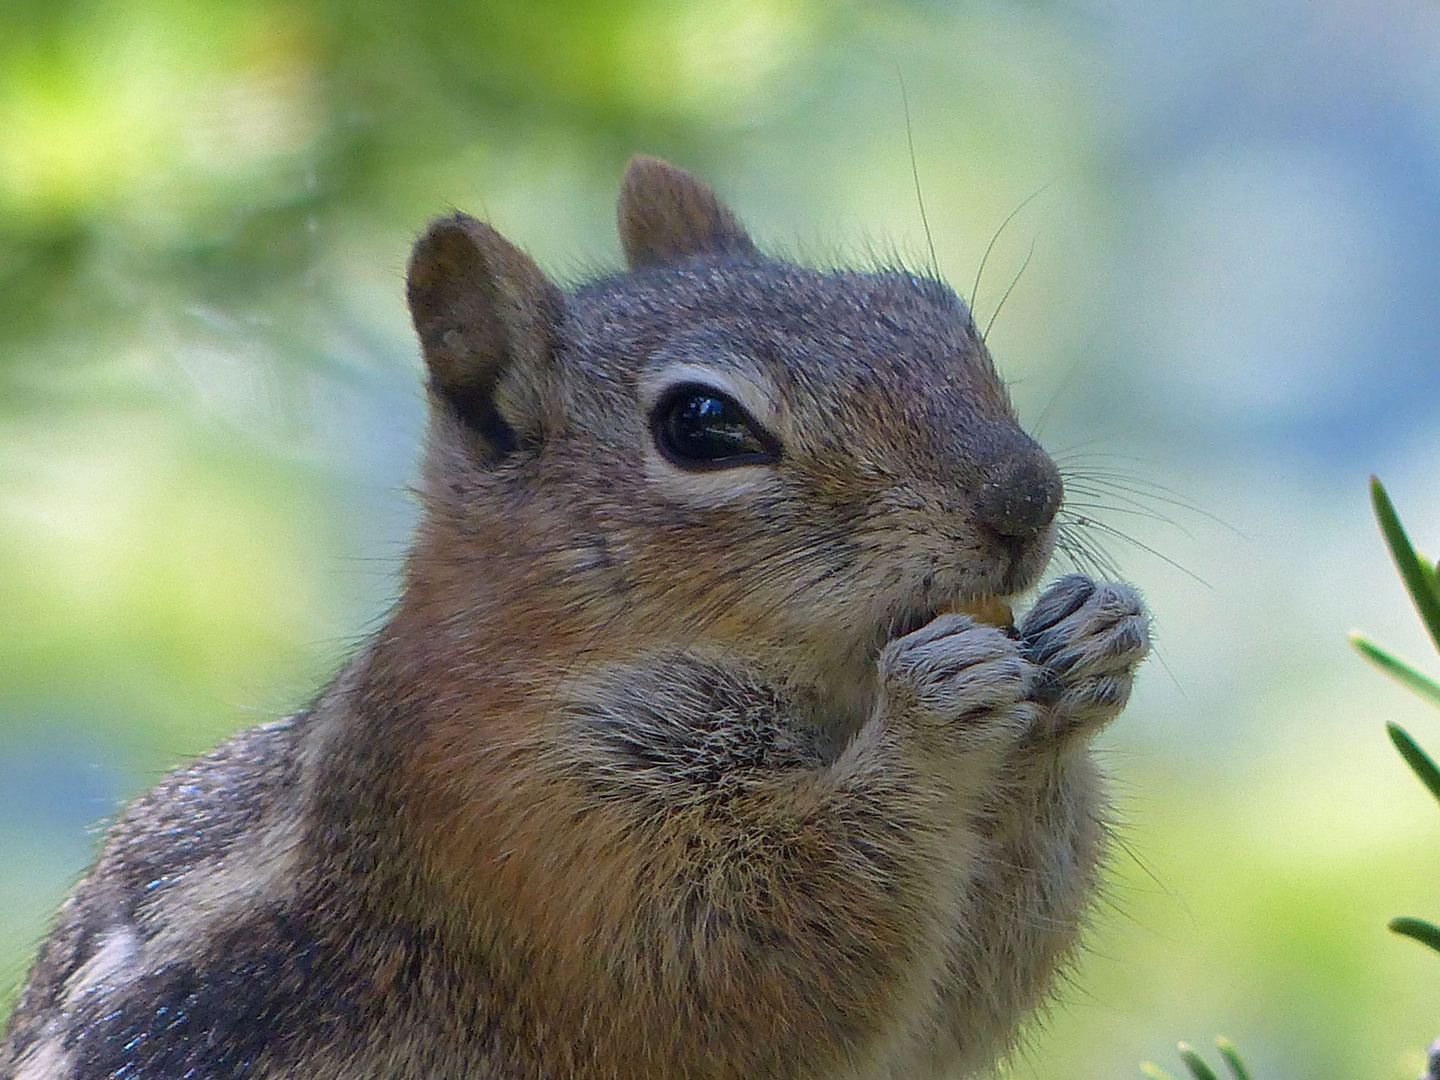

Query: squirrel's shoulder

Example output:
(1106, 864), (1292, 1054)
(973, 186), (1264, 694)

(1, 718), (314, 1078)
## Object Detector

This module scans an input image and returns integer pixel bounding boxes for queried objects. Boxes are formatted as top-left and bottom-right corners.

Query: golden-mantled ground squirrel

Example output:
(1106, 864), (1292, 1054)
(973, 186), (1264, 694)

(1, 156), (1150, 1080)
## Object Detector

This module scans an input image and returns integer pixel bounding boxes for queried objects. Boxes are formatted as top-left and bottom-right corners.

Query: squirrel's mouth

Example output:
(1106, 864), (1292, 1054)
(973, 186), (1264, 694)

(883, 540), (1052, 645)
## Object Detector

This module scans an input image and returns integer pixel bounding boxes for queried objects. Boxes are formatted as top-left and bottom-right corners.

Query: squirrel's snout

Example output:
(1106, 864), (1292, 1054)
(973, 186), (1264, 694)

(973, 452), (1064, 543)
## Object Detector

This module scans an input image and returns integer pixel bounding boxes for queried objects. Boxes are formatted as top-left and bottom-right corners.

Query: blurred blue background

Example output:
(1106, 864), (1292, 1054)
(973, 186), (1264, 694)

(3, 1), (1440, 1076)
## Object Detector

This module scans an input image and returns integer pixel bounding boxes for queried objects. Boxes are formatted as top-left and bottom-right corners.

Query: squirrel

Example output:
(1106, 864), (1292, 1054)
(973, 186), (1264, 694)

(1, 155), (1150, 1080)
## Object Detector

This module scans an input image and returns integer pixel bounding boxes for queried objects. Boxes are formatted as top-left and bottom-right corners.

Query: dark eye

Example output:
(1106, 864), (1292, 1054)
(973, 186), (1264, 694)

(652, 384), (780, 469)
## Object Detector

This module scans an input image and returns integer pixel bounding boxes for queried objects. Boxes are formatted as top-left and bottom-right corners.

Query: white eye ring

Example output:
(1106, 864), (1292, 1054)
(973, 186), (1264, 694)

(638, 364), (779, 432)
(639, 364), (783, 505)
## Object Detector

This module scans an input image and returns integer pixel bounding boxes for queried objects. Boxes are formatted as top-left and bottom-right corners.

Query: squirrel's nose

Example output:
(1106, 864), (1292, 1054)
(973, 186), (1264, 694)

(973, 450), (1063, 543)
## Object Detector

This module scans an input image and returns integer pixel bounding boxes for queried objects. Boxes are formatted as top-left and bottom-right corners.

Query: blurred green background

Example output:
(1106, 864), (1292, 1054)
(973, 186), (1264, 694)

(4, 0), (1440, 1076)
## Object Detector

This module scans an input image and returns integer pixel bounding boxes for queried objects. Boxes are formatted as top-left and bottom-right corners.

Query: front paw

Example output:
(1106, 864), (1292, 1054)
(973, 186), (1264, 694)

(878, 615), (1038, 751)
(1020, 575), (1150, 734)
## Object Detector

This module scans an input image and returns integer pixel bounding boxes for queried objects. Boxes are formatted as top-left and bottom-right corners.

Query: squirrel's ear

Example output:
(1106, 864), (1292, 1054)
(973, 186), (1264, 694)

(407, 213), (562, 459)
(617, 155), (757, 269)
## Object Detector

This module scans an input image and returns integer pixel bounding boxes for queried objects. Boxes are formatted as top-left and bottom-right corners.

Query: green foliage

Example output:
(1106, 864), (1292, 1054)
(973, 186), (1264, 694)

(1349, 478), (1440, 711)
(1389, 916), (1440, 956)
(1141, 1038), (1252, 1080)
(1365, 477), (1440, 656)
(1353, 478), (1440, 963)
(1348, 636), (1440, 710)
(1385, 723), (1440, 809)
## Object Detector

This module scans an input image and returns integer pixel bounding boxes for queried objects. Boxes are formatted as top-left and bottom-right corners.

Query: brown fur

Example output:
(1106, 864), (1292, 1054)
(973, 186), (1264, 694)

(1, 157), (1149, 1080)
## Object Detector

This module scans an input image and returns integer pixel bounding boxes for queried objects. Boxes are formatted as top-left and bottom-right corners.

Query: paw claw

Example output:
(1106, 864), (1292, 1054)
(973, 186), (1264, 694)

(1019, 577), (1150, 734)
(879, 616), (1034, 748)
(1018, 574), (1095, 638)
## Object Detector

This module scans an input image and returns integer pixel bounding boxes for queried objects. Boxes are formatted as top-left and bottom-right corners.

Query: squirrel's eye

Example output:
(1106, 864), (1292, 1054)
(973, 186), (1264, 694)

(652, 385), (780, 469)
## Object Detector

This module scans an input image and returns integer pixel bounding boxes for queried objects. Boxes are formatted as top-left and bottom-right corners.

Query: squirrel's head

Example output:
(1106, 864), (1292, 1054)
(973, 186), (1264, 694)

(402, 156), (1060, 712)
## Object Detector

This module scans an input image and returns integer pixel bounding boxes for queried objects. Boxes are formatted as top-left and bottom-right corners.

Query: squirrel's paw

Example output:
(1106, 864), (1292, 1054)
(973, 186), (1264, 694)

(1020, 574), (1150, 736)
(879, 615), (1037, 751)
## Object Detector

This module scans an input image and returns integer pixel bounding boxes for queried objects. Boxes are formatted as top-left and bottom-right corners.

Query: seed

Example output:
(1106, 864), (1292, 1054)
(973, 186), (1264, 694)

(953, 597), (1014, 630)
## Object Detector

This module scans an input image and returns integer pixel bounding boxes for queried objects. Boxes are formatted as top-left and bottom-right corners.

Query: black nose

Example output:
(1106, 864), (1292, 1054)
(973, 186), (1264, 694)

(973, 450), (1063, 543)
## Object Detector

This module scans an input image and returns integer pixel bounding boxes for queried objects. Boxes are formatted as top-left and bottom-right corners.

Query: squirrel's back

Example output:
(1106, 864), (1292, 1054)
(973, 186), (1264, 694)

(5, 682), (527, 1079)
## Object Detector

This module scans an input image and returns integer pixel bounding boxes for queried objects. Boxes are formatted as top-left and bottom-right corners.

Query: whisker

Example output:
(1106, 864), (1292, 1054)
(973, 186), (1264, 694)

(897, 70), (938, 278)
(1054, 527), (1121, 581)
(969, 182), (1052, 318)
(1065, 516), (1209, 587)
(1058, 464), (1241, 536)
(1054, 526), (1126, 582)
(1061, 492), (1194, 538)
(1065, 520), (1130, 576)
(1029, 340), (1100, 441)
(983, 237), (1036, 342)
